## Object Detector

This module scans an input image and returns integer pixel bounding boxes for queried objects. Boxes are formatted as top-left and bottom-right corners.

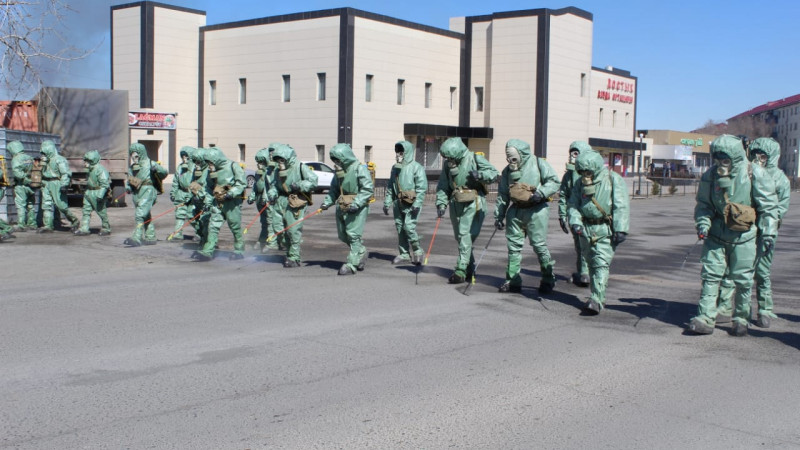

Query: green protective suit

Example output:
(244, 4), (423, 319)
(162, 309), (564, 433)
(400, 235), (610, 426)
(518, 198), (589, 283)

(248, 147), (276, 250)
(8, 140), (38, 230)
(383, 140), (427, 263)
(321, 143), (374, 274)
(716, 137), (789, 322)
(169, 146), (195, 241)
(266, 144), (318, 265)
(558, 141), (592, 282)
(0, 164), (12, 237)
(567, 150), (630, 310)
(76, 150), (110, 234)
(187, 148), (211, 245)
(692, 135), (778, 330)
(197, 148), (246, 258)
(266, 143), (286, 250)
(435, 137), (499, 281)
(126, 143), (167, 244)
(494, 139), (560, 290)
(39, 140), (78, 231)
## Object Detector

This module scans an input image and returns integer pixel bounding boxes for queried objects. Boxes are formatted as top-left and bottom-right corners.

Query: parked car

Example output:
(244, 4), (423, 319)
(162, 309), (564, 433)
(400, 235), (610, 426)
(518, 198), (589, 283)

(303, 161), (334, 192)
(243, 161), (334, 192)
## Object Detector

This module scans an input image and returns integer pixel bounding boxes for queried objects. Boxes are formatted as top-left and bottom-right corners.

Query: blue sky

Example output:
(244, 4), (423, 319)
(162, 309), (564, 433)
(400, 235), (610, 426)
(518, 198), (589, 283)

(41, 0), (800, 132)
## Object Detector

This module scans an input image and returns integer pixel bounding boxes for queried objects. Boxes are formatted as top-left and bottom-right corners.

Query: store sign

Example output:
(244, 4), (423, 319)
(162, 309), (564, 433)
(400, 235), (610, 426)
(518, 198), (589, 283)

(129, 111), (177, 129)
(674, 146), (694, 161)
(596, 78), (634, 104)
(680, 138), (703, 147)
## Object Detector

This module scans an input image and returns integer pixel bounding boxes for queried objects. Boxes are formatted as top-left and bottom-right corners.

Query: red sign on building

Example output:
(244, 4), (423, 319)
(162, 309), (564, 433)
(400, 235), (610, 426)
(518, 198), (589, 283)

(129, 111), (177, 129)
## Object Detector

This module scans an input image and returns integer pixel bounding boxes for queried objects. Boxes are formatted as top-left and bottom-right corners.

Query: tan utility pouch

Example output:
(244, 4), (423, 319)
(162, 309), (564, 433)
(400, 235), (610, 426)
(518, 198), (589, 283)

(189, 181), (204, 195)
(213, 184), (230, 201)
(128, 175), (142, 190)
(723, 202), (756, 232)
(453, 187), (478, 203)
(509, 183), (535, 205)
(399, 189), (417, 205)
(30, 168), (42, 188)
(338, 193), (357, 211)
(288, 193), (309, 208)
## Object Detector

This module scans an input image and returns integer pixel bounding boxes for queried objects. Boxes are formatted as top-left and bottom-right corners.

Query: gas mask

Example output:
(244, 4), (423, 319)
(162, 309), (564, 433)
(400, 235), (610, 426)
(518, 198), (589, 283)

(579, 170), (596, 196)
(751, 151), (768, 167)
(505, 146), (522, 181)
(566, 150), (579, 170)
(713, 154), (732, 189)
(445, 158), (460, 177)
(331, 158), (345, 179)
(207, 163), (218, 180)
(130, 152), (140, 170)
(396, 151), (404, 164)
(182, 155), (189, 164)
(83, 160), (91, 169)
(257, 163), (266, 173)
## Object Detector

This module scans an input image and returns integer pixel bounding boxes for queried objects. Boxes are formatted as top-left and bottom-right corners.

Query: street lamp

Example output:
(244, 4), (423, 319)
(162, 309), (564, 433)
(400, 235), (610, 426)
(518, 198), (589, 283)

(637, 132), (644, 195)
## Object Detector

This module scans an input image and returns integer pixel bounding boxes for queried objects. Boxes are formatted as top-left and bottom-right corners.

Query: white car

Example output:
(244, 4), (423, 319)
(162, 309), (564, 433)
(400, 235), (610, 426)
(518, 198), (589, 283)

(303, 161), (334, 193)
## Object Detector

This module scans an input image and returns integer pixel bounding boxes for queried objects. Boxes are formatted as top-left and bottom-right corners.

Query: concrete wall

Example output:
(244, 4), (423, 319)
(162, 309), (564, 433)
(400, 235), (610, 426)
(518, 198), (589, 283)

(111, 7), (141, 106)
(545, 13), (593, 172)
(202, 16), (340, 168)
(153, 7), (205, 153)
(352, 16), (461, 178)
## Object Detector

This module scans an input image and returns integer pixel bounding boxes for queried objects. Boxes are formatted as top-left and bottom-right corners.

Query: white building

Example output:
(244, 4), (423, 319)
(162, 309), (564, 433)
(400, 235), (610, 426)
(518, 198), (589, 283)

(111, 3), (638, 178)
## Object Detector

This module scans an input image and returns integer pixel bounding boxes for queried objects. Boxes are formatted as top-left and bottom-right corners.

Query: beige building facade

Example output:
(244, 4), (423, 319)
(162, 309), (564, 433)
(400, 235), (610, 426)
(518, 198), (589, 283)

(111, 3), (638, 179)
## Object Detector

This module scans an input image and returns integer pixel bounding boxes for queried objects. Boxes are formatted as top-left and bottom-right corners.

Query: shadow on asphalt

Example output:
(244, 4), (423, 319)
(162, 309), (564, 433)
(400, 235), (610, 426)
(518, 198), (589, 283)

(302, 259), (343, 271)
(609, 297), (696, 328)
(748, 329), (800, 351)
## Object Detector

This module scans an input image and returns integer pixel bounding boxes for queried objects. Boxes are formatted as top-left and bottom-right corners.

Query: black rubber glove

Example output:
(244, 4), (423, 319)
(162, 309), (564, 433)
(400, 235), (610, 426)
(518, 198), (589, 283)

(290, 182), (300, 193)
(383, 205), (389, 215)
(571, 224), (583, 236)
(697, 227), (708, 240)
(411, 207), (420, 217)
(320, 203), (330, 211)
(762, 237), (774, 253)
(559, 217), (569, 234)
(469, 170), (480, 181)
(347, 204), (359, 214)
(247, 197), (255, 205)
(530, 191), (545, 204)
(437, 206), (446, 218)
(495, 220), (505, 230)
(612, 232), (627, 245)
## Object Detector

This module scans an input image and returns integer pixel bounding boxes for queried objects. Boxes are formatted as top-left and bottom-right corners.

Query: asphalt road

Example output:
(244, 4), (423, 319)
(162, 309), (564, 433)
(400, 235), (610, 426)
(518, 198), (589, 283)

(2, 189), (799, 449)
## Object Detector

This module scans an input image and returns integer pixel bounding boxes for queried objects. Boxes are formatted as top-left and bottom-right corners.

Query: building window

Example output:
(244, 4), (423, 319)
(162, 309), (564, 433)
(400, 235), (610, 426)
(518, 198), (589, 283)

(425, 83), (432, 108)
(366, 74), (373, 102)
(475, 86), (484, 112)
(450, 86), (457, 110)
(625, 112), (630, 127)
(209, 80), (216, 105)
(364, 145), (372, 163)
(317, 73), (326, 101)
(238, 78), (246, 104)
(238, 144), (245, 163)
(397, 79), (405, 105)
(599, 108), (604, 126)
(282, 75), (291, 102)
(316, 145), (325, 162)
(580, 73), (586, 97)
(612, 110), (617, 127)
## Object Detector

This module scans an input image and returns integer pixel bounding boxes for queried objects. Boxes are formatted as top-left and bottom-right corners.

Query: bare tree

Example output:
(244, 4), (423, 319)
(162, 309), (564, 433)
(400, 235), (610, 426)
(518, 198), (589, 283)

(692, 119), (726, 135)
(726, 115), (775, 140)
(0, 0), (96, 99)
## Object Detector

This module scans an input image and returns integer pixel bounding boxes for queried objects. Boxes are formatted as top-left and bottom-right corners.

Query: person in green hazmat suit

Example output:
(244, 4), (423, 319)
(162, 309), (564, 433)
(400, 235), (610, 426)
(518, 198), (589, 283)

(688, 134), (778, 336)
(320, 143), (374, 275)
(0, 154), (14, 241)
(567, 149), (630, 314)
(383, 140), (427, 265)
(247, 147), (272, 252)
(168, 146), (195, 241)
(187, 148), (211, 244)
(124, 143), (167, 246)
(8, 140), (38, 231)
(712, 137), (787, 329)
(494, 139), (560, 293)
(266, 144), (318, 267)
(193, 147), (246, 261)
(38, 140), (79, 233)
(73, 150), (111, 236)
(558, 141), (591, 287)
(265, 143), (286, 251)
(435, 137), (499, 284)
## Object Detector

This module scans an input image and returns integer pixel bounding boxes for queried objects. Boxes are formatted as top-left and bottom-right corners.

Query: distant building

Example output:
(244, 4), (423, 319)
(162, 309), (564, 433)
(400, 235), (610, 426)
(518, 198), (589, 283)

(728, 93), (800, 177)
(640, 130), (719, 177)
(111, 2), (638, 178)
